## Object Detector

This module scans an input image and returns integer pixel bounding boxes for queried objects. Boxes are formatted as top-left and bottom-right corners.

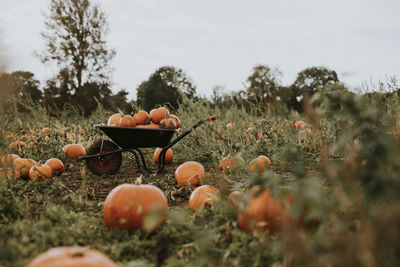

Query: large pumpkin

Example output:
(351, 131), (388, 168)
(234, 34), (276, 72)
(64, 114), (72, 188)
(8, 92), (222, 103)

(27, 246), (117, 267)
(174, 161), (205, 187)
(238, 187), (290, 234)
(188, 185), (218, 211)
(103, 184), (168, 232)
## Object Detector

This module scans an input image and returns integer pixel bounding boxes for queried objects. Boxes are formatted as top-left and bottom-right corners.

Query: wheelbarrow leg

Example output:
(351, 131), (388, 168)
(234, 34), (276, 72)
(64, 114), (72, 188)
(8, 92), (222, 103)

(128, 149), (145, 175)
(133, 148), (163, 174)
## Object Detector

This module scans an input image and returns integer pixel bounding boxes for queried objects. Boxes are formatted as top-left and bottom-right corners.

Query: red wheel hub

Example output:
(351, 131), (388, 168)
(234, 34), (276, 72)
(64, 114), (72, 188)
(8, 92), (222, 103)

(91, 149), (115, 170)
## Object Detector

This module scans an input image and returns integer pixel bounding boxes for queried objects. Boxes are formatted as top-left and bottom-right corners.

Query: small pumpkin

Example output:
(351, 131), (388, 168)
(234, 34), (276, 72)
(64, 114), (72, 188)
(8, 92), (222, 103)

(27, 246), (117, 267)
(160, 118), (177, 129)
(153, 148), (173, 163)
(45, 158), (65, 176)
(150, 107), (170, 124)
(218, 156), (242, 173)
(41, 127), (52, 135)
(13, 158), (37, 178)
(174, 161), (205, 187)
(103, 184), (168, 232)
(169, 114), (181, 128)
(248, 155), (271, 173)
(133, 110), (150, 125)
(189, 185), (219, 211)
(29, 164), (52, 182)
(63, 144), (86, 158)
(107, 113), (123, 126)
(119, 115), (136, 127)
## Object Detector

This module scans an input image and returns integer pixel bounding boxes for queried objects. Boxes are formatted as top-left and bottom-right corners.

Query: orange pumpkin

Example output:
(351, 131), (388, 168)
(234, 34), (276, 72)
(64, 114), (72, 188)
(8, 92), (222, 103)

(29, 164), (52, 182)
(174, 161), (205, 187)
(189, 185), (219, 211)
(150, 107), (170, 124)
(119, 115), (136, 127)
(153, 148), (173, 163)
(41, 127), (52, 135)
(160, 118), (177, 129)
(248, 155), (271, 173)
(107, 113), (123, 126)
(169, 114), (181, 128)
(0, 168), (21, 179)
(238, 187), (290, 234)
(133, 110), (150, 125)
(103, 184), (168, 232)
(45, 158), (65, 176)
(63, 144), (86, 158)
(218, 156), (241, 173)
(27, 246), (117, 267)
(0, 154), (20, 167)
(13, 158), (37, 178)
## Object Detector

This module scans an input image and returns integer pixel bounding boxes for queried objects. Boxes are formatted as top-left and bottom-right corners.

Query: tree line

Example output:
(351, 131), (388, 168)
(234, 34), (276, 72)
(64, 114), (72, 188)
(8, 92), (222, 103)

(0, 0), (376, 117)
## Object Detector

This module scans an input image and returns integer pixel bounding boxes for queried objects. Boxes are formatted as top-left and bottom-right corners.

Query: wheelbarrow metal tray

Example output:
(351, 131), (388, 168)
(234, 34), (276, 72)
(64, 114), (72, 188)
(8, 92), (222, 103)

(95, 124), (178, 149)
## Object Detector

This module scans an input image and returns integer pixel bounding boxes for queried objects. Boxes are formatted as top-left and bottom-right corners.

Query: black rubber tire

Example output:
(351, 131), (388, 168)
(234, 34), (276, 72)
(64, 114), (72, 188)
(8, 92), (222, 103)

(85, 139), (122, 176)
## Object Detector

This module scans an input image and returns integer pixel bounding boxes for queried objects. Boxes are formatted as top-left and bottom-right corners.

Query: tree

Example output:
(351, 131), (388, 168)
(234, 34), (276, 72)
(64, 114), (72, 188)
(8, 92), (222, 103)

(136, 66), (197, 111)
(38, 0), (115, 112)
(245, 64), (282, 111)
(292, 66), (339, 96)
(0, 71), (42, 112)
(288, 66), (339, 111)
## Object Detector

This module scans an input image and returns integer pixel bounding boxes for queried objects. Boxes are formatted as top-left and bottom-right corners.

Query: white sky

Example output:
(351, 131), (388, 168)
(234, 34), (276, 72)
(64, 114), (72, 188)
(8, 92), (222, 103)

(0, 0), (399, 99)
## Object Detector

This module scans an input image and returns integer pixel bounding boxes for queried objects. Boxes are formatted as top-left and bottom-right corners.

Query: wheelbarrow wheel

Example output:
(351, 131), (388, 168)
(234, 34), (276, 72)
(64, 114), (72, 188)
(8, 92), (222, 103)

(86, 139), (122, 176)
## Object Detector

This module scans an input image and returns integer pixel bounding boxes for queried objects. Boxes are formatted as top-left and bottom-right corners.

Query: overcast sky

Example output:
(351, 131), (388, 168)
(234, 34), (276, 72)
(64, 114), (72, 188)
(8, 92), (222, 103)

(0, 0), (399, 99)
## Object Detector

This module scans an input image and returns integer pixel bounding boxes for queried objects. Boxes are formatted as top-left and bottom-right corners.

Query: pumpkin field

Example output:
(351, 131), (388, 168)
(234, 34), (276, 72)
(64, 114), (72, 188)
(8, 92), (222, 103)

(1, 89), (400, 267)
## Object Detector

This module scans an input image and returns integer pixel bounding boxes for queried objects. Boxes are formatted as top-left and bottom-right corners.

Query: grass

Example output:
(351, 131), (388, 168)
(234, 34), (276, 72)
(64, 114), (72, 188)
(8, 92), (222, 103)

(1, 90), (400, 266)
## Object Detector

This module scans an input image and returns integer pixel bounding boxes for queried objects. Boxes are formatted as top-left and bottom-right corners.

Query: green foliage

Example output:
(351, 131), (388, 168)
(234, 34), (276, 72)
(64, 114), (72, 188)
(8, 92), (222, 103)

(136, 66), (197, 111)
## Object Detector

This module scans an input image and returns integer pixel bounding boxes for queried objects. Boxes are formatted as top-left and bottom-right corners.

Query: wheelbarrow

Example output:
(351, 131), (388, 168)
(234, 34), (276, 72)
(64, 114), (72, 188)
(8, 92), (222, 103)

(78, 115), (217, 175)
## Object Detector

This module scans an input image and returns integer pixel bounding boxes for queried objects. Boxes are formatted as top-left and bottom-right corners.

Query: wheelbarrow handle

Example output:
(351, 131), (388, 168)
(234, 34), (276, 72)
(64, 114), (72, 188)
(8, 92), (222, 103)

(161, 115), (217, 152)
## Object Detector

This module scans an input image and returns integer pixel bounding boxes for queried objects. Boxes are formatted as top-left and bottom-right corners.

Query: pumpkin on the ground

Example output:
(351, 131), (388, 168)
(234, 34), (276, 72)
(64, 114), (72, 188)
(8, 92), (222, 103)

(45, 158), (65, 176)
(103, 184), (168, 232)
(174, 161), (205, 187)
(0, 168), (21, 179)
(27, 246), (117, 267)
(0, 154), (20, 167)
(248, 155), (271, 173)
(29, 164), (52, 182)
(189, 185), (218, 211)
(218, 156), (242, 174)
(63, 144), (86, 158)
(13, 158), (37, 178)
(153, 148), (173, 163)
(238, 187), (291, 234)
